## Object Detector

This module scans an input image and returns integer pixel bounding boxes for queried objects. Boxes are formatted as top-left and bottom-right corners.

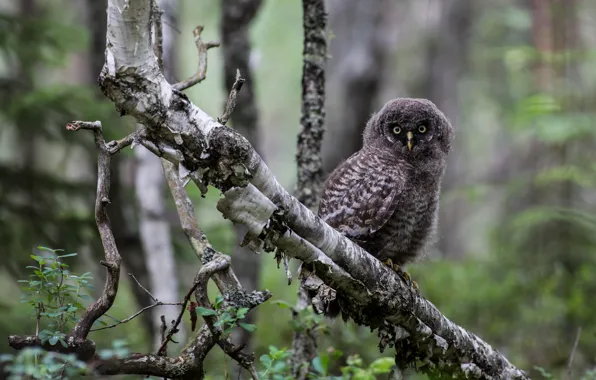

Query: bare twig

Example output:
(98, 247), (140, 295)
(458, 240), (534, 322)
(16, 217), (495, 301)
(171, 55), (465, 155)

(156, 275), (203, 356)
(90, 302), (182, 332)
(172, 25), (219, 91)
(129, 272), (158, 302)
(105, 129), (143, 155)
(566, 326), (582, 380)
(218, 69), (245, 125)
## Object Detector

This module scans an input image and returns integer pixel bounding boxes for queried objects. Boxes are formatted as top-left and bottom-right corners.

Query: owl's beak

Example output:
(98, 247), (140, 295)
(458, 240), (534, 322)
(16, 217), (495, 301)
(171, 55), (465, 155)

(407, 131), (414, 151)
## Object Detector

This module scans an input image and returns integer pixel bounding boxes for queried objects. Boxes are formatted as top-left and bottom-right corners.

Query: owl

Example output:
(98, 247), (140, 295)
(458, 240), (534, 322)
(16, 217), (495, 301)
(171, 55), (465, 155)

(318, 98), (453, 282)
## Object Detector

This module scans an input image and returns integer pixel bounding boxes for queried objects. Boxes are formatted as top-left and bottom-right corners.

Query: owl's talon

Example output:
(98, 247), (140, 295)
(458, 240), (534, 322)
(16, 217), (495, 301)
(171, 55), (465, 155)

(382, 259), (418, 291)
(401, 270), (411, 283)
(383, 258), (394, 268)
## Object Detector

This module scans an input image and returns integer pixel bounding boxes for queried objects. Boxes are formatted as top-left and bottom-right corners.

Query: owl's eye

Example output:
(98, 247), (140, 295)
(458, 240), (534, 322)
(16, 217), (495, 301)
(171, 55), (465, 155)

(418, 125), (427, 133)
(392, 126), (401, 134)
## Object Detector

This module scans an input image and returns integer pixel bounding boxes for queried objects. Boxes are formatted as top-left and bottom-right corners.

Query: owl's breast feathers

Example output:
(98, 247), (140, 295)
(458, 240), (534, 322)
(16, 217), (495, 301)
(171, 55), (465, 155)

(318, 150), (406, 238)
(318, 149), (440, 265)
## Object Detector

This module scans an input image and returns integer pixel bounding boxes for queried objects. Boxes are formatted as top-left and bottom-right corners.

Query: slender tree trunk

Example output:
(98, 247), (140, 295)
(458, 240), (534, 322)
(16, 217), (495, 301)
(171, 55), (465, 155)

(134, 0), (183, 351)
(426, 0), (473, 259)
(220, 0), (263, 352)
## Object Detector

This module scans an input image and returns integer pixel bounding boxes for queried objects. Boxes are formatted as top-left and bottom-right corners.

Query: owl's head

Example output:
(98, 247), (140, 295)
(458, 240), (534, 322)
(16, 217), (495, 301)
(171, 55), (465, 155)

(363, 98), (453, 162)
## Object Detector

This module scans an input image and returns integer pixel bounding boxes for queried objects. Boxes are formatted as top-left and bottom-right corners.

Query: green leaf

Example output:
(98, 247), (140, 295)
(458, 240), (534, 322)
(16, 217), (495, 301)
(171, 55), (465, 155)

(239, 323), (256, 332)
(272, 300), (294, 309)
(260, 354), (272, 368)
(369, 357), (395, 374)
(195, 307), (217, 316)
(214, 295), (224, 308)
(37, 246), (57, 253)
(48, 336), (59, 346)
(57, 253), (78, 258)
(312, 356), (324, 374)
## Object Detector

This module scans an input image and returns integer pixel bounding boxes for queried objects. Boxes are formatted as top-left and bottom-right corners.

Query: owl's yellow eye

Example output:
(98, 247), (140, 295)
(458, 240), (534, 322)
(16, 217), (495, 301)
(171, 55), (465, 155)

(392, 126), (401, 134)
(418, 125), (427, 133)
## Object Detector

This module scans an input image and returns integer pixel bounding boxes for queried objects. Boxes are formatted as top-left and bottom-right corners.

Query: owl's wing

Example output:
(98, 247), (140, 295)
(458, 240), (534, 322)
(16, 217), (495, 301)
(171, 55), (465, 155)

(318, 152), (405, 239)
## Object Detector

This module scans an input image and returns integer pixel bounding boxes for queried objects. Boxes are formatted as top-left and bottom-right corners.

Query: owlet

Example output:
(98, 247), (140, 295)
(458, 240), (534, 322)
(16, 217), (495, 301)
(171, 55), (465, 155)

(318, 98), (453, 277)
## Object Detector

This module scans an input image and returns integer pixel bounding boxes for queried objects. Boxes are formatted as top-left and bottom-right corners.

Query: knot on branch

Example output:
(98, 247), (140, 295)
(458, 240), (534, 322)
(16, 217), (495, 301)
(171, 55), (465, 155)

(99, 70), (169, 126)
(258, 207), (289, 252)
(203, 127), (253, 191)
(224, 288), (272, 310)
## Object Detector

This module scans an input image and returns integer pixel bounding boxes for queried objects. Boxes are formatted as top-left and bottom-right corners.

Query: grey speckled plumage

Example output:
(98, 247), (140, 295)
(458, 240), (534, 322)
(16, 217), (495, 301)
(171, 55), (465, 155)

(318, 98), (454, 267)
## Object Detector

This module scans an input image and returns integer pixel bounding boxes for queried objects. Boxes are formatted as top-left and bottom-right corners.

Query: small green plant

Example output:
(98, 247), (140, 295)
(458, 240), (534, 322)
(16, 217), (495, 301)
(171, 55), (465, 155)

(256, 344), (395, 380)
(273, 300), (329, 335)
(339, 355), (395, 380)
(259, 345), (293, 380)
(195, 295), (257, 335)
(0, 348), (88, 380)
(18, 246), (95, 346)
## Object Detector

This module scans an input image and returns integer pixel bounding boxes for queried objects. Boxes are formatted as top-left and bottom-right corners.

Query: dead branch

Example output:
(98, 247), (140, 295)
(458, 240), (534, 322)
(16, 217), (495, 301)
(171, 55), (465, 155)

(65, 121), (122, 342)
(172, 25), (219, 91)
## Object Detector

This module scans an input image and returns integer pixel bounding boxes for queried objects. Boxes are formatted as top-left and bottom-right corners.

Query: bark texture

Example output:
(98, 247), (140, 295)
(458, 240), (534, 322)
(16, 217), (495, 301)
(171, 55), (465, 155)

(292, 0), (327, 378)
